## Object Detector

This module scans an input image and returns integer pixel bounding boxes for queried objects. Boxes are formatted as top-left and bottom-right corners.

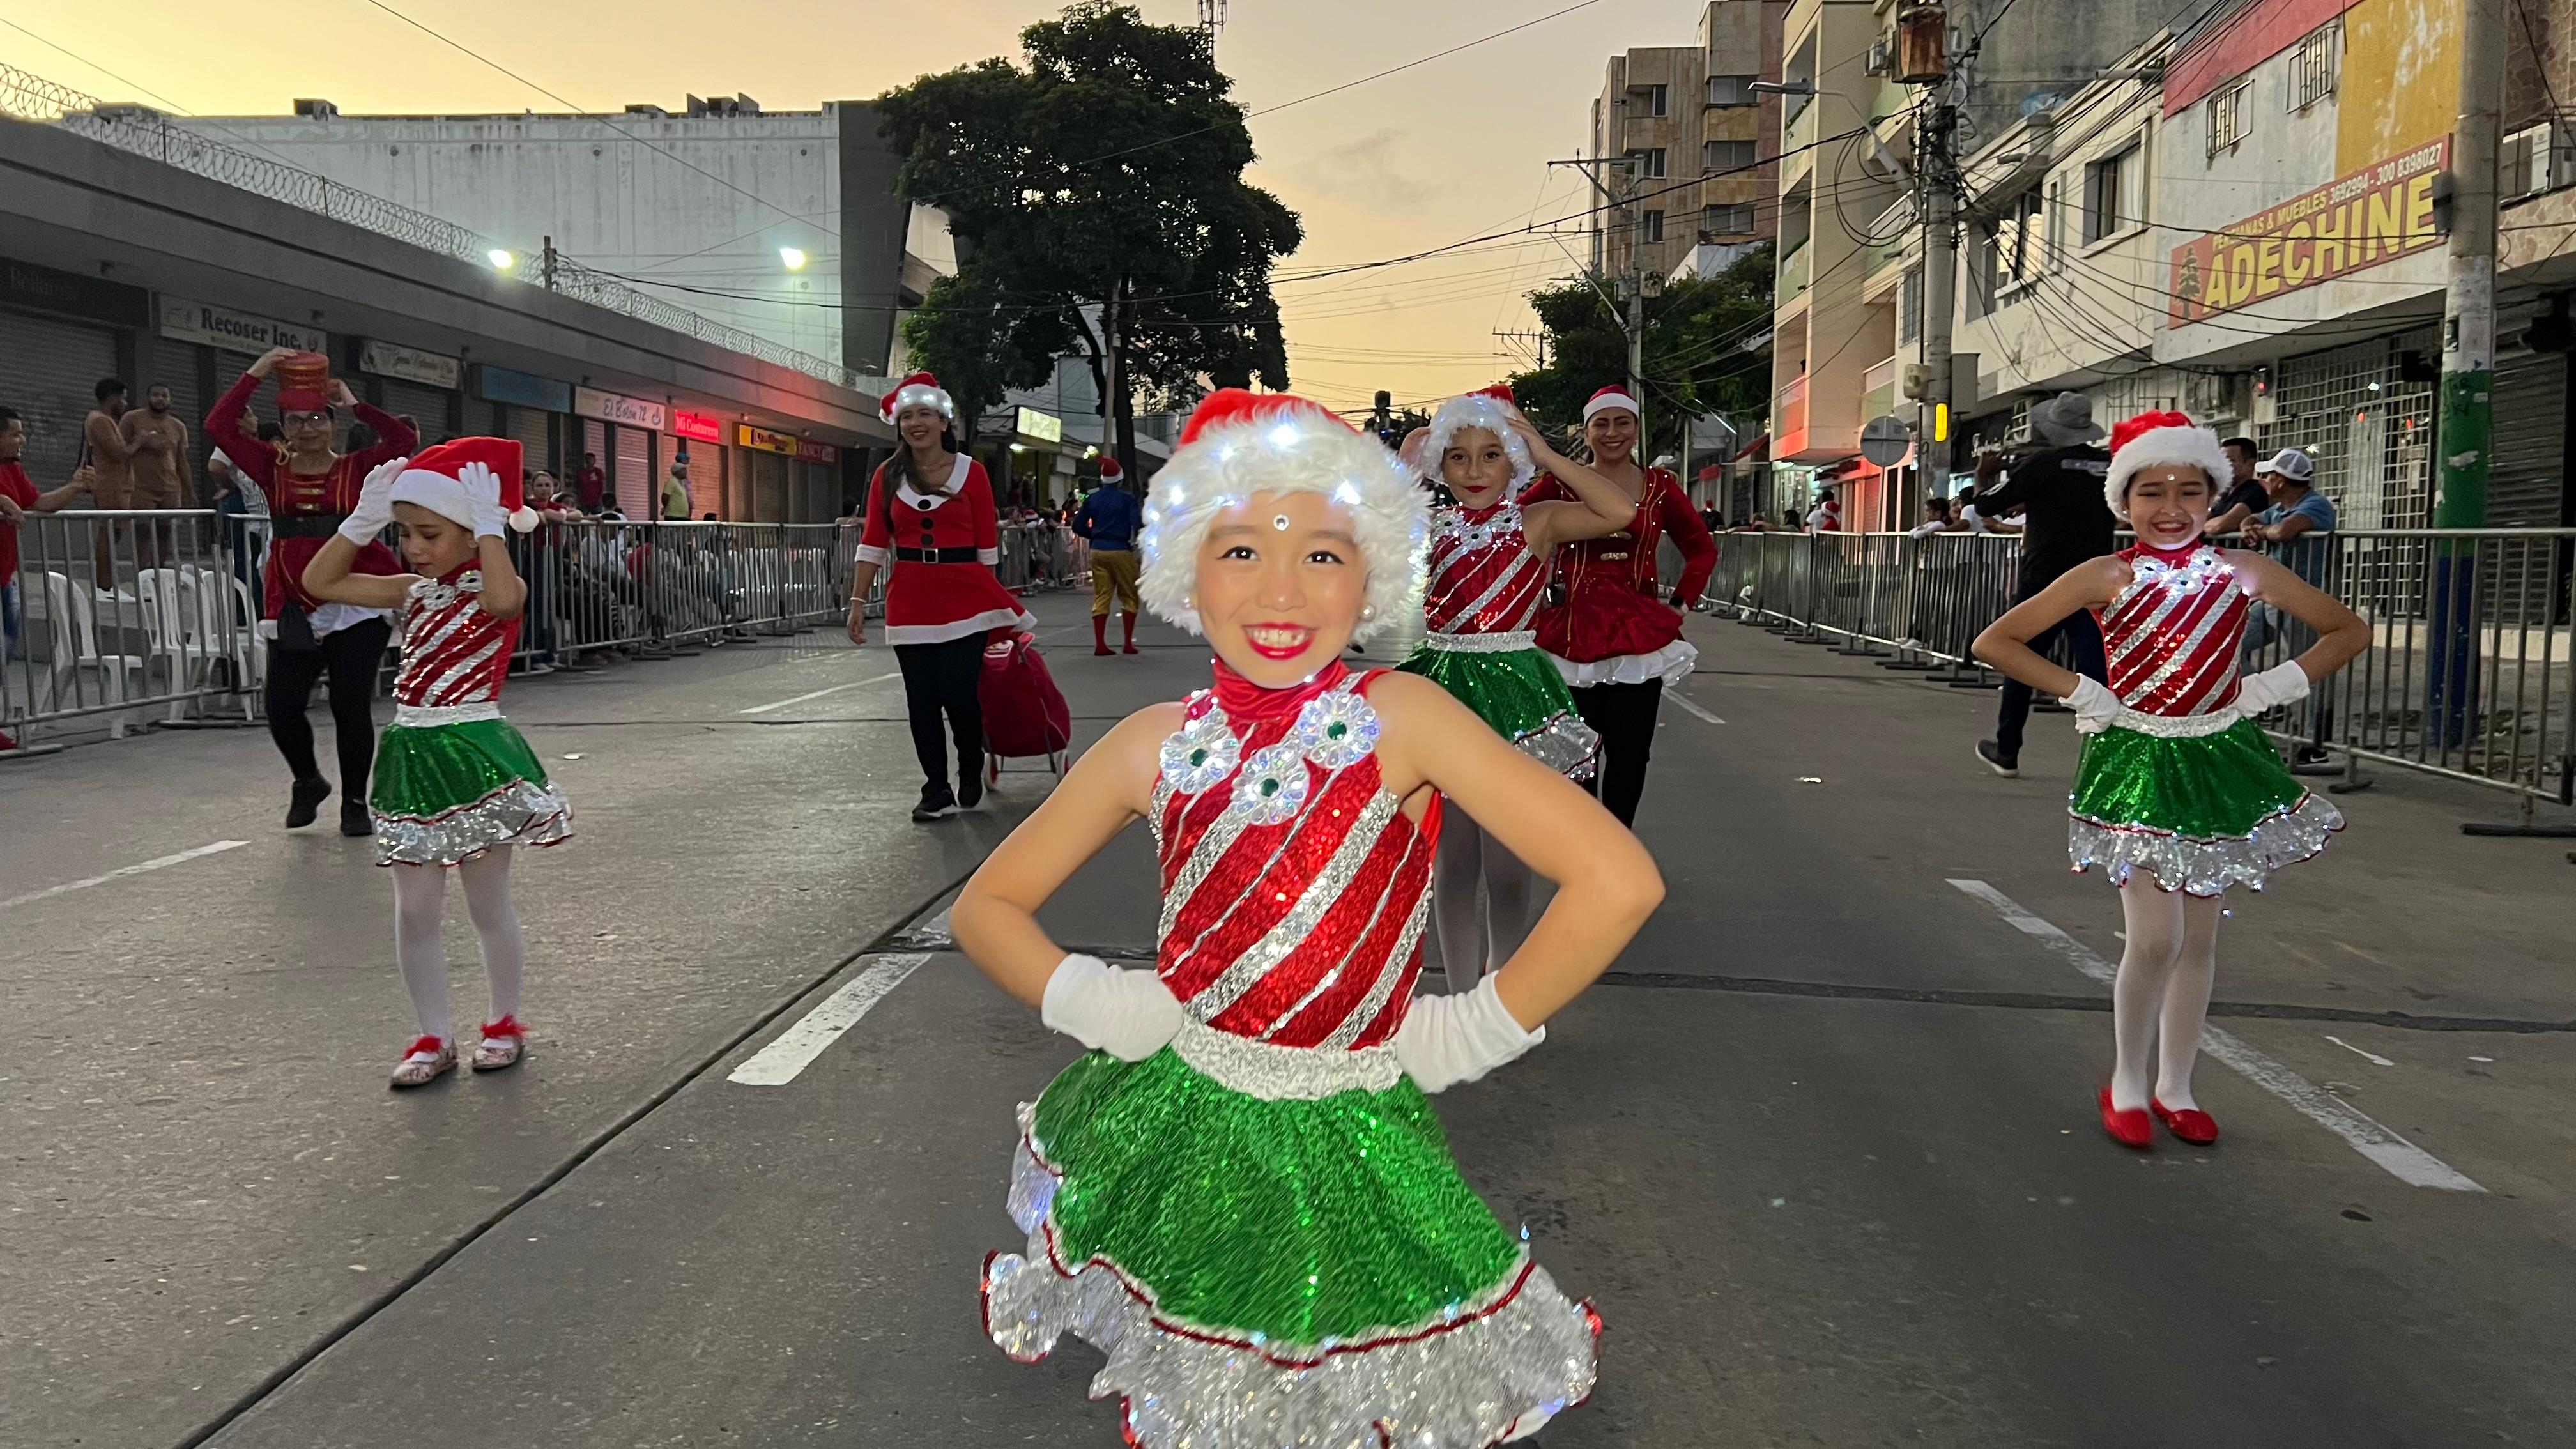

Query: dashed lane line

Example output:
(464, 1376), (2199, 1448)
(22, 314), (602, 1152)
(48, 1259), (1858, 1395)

(1, 839), (249, 911)
(737, 671), (901, 715)
(727, 953), (932, 1085)
(1949, 878), (2484, 1193)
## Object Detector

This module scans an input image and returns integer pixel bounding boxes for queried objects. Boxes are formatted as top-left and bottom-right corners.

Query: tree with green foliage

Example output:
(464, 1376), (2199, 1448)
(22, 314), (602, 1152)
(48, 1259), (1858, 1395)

(1506, 243), (1774, 460)
(877, 2), (1301, 476)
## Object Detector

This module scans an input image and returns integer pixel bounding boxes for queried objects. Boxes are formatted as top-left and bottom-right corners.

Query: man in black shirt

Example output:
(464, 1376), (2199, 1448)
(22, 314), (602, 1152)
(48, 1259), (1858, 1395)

(1970, 391), (2115, 776)
(2203, 436), (2267, 538)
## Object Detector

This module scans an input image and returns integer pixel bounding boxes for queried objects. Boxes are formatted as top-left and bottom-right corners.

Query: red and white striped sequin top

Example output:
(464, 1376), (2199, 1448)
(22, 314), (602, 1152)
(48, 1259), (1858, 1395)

(392, 563), (519, 715)
(1424, 500), (1547, 640)
(1150, 663), (1437, 1071)
(2101, 543), (2247, 719)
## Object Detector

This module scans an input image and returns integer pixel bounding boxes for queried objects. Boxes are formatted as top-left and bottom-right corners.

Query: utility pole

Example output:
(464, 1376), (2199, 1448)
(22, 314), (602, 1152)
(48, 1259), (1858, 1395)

(1902, 6), (1955, 493)
(2431, 0), (2505, 742)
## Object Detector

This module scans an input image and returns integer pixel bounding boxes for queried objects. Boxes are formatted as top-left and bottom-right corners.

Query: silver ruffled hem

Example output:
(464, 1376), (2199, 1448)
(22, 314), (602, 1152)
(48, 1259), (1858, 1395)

(986, 1118), (1598, 1448)
(1510, 710), (1600, 780)
(2068, 792), (2343, 898)
(374, 779), (576, 868)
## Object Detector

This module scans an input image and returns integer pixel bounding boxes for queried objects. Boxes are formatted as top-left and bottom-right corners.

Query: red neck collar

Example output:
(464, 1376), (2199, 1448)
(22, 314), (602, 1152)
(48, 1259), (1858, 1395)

(1208, 656), (1353, 723)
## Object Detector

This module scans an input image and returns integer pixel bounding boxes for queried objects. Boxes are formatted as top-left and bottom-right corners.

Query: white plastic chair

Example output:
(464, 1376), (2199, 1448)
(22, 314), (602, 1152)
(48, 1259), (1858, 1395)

(135, 569), (206, 721)
(180, 569), (261, 717)
(35, 571), (143, 737)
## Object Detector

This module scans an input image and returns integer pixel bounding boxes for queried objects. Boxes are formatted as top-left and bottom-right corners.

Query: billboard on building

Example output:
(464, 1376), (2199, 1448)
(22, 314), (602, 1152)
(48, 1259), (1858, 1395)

(2166, 136), (2447, 328)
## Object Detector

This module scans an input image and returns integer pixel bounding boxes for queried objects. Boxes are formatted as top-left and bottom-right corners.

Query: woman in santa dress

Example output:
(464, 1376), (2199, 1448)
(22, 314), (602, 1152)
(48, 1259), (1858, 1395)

(1522, 385), (1717, 827)
(845, 373), (1034, 821)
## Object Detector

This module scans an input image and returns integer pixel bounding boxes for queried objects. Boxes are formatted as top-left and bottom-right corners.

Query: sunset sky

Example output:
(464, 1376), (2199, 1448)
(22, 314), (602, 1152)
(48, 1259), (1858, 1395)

(4, 0), (1706, 413)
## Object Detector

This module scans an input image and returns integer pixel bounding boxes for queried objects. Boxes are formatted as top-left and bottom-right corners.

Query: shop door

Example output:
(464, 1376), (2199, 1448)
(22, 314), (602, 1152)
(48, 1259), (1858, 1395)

(2488, 351), (2566, 530)
(0, 309), (118, 484)
(508, 407), (555, 480)
(613, 425), (652, 518)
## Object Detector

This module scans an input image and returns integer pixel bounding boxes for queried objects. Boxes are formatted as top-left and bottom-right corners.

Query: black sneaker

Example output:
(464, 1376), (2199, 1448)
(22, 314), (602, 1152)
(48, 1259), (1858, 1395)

(958, 767), (986, 811)
(339, 801), (376, 838)
(2292, 744), (2333, 768)
(1975, 740), (2020, 778)
(912, 785), (958, 822)
(286, 776), (332, 829)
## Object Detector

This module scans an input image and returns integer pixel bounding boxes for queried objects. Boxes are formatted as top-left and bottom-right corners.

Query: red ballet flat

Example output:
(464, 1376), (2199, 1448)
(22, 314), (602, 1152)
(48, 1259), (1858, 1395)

(2099, 1085), (2152, 1149)
(2152, 1098), (2220, 1146)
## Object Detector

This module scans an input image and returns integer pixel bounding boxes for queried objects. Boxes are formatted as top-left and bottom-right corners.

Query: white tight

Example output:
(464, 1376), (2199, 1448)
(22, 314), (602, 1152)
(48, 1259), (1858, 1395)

(388, 848), (525, 1043)
(1431, 812), (1535, 993)
(2110, 880), (2223, 1112)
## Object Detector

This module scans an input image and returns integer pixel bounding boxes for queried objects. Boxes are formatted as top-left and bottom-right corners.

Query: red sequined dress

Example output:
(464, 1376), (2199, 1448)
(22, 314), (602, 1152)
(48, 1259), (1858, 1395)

(982, 660), (1600, 1448)
(2067, 542), (2341, 895)
(1395, 496), (1600, 776)
(853, 454), (1036, 645)
(1524, 466), (1716, 687)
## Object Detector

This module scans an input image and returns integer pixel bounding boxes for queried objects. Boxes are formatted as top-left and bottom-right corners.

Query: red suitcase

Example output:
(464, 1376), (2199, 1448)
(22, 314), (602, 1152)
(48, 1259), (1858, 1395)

(980, 630), (1073, 783)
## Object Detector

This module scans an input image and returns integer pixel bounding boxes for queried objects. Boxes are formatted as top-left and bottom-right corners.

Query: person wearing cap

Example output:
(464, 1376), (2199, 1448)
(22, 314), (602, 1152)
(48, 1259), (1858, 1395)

(207, 346), (420, 836)
(303, 438), (572, 1087)
(1072, 456), (1143, 656)
(845, 372), (1036, 821)
(1970, 390), (2117, 778)
(2243, 447), (2339, 763)
(1520, 384), (1718, 828)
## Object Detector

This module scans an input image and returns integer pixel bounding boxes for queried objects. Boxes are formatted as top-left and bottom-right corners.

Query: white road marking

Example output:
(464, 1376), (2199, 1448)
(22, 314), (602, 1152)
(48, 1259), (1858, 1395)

(1, 839), (249, 911)
(727, 953), (931, 1086)
(2324, 1035), (2396, 1067)
(1669, 691), (1726, 725)
(738, 671), (900, 715)
(1947, 879), (2485, 1193)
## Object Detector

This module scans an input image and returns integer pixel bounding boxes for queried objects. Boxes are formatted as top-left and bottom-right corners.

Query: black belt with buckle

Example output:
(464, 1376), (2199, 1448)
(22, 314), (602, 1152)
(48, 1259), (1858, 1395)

(270, 515), (348, 539)
(895, 545), (981, 563)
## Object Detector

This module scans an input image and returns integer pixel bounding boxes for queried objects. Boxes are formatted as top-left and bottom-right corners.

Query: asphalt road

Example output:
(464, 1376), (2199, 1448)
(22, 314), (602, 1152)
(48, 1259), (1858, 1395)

(4, 591), (2571, 1449)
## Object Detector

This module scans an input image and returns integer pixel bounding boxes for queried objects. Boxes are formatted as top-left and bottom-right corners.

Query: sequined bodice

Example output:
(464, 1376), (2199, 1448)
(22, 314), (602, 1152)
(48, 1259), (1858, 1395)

(392, 566), (518, 709)
(1150, 666), (1437, 1051)
(1425, 502), (1545, 636)
(2101, 544), (2247, 718)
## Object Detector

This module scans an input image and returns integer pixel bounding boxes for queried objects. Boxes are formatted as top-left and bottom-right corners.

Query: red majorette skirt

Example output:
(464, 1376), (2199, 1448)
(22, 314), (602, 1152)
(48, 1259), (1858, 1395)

(885, 561), (1037, 645)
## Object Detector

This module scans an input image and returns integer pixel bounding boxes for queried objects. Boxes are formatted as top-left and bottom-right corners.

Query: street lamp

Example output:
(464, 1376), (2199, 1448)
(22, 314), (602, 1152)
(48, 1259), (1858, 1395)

(779, 246), (808, 271)
(488, 249), (517, 270)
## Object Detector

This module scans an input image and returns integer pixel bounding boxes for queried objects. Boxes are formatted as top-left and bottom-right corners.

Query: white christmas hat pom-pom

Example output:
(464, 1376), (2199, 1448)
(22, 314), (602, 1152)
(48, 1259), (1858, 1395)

(507, 505), (542, 533)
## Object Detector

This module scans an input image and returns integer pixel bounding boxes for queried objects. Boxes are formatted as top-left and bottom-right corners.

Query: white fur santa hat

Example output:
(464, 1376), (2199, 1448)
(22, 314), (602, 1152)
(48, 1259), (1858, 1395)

(1581, 383), (1640, 423)
(1137, 388), (1428, 645)
(388, 437), (539, 533)
(1418, 384), (1536, 491)
(880, 371), (955, 424)
(2101, 409), (2232, 520)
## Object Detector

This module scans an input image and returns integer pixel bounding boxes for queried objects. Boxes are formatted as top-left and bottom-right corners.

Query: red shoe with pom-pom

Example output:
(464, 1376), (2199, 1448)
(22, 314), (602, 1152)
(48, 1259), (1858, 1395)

(390, 1035), (456, 1089)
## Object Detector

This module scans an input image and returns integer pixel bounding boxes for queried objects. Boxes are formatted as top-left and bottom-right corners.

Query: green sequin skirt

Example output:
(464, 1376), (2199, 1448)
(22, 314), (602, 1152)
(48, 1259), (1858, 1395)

(370, 717), (574, 868)
(2068, 717), (2341, 896)
(981, 1046), (1599, 1447)
(1397, 640), (1600, 778)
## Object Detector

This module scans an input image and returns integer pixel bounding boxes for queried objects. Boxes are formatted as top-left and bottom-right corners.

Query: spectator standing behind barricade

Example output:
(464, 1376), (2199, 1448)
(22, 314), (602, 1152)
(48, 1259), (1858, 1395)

(206, 346), (418, 836)
(1072, 457), (1142, 656)
(843, 372), (1035, 822)
(80, 377), (157, 587)
(573, 452), (607, 513)
(0, 406), (98, 751)
(1908, 496), (1954, 537)
(2204, 436), (2267, 539)
(661, 453), (690, 522)
(1970, 390), (2115, 779)
(123, 383), (192, 571)
(2242, 447), (2340, 766)
(209, 424), (282, 611)
(1805, 486), (1842, 533)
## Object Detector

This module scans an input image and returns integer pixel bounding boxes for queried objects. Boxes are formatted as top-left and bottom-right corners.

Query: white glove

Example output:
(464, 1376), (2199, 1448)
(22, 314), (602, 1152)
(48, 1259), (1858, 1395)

(1040, 953), (1184, 1062)
(2234, 660), (2313, 715)
(338, 456), (405, 545)
(1392, 975), (1544, 1094)
(2067, 675), (2123, 735)
(457, 459), (508, 539)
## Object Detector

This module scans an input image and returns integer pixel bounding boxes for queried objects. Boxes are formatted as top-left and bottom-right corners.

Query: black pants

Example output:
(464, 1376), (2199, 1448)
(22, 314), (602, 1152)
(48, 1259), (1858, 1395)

(265, 618), (391, 796)
(1572, 679), (1662, 827)
(894, 631), (986, 795)
(1993, 578), (2108, 759)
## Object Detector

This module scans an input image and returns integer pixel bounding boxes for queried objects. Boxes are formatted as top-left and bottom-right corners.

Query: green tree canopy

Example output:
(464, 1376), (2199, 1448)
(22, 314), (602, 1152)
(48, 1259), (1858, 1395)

(1506, 242), (1774, 459)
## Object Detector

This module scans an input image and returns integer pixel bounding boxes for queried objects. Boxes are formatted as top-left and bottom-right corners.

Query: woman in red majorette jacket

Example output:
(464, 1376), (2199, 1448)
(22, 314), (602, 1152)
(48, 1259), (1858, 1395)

(845, 372), (1034, 822)
(1522, 385), (1717, 830)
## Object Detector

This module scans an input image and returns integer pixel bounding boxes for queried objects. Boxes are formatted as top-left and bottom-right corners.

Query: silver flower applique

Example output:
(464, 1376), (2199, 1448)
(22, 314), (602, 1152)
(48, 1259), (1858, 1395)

(1289, 687), (1381, 771)
(1229, 742), (1312, 825)
(1158, 698), (1242, 795)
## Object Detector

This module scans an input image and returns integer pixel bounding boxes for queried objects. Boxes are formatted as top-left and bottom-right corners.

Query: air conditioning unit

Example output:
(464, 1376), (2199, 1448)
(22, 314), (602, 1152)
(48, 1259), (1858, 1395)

(1867, 36), (1897, 77)
(2501, 121), (2574, 201)
(2183, 371), (2248, 421)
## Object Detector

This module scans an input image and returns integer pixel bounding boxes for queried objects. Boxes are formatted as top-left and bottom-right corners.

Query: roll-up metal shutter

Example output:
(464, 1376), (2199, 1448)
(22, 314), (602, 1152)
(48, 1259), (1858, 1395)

(755, 449), (790, 522)
(379, 379), (453, 445)
(726, 447), (753, 521)
(0, 309), (118, 484)
(613, 425), (652, 518)
(209, 349), (263, 433)
(152, 337), (205, 444)
(684, 443), (723, 520)
(507, 406), (555, 479)
(2487, 351), (2566, 530)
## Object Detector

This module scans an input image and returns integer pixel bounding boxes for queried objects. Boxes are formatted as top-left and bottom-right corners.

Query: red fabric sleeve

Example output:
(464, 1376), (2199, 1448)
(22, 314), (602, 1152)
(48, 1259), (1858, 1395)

(859, 466), (893, 553)
(967, 461), (999, 551)
(346, 405), (418, 476)
(1658, 473), (1718, 605)
(204, 372), (274, 491)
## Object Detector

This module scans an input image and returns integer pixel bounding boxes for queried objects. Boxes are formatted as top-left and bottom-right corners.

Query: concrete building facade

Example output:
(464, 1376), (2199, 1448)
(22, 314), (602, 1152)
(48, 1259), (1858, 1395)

(1589, 3), (1790, 282)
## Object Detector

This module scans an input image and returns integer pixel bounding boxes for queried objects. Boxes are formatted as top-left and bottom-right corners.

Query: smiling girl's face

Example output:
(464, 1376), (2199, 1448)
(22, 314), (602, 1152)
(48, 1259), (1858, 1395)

(1191, 490), (1368, 687)
(2124, 466), (2216, 549)
(1439, 425), (1515, 506)
(394, 502), (478, 576)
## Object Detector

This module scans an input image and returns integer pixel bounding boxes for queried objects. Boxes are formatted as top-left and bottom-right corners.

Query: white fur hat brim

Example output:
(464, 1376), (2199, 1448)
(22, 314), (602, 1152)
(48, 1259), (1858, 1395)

(2103, 425), (2231, 519)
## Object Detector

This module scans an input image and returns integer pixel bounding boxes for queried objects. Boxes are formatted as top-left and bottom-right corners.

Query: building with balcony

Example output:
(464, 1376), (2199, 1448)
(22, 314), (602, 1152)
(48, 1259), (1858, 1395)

(1588, 3), (1790, 282)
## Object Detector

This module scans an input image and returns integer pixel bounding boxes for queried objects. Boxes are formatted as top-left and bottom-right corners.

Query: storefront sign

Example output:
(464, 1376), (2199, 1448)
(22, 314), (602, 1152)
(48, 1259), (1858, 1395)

(2167, 135), (2449, 328)
(573, 386), (667, 432)
(158, 295), (326, 354)
(737, 424), (799, 455)
(356, 339), (461, 390)
(5, 261), (150, 328)
(1016, 406), (1063, 443)
(795, 439), (841, 465)
(475, 365), (572, 412)
(671, 408), (724, 443)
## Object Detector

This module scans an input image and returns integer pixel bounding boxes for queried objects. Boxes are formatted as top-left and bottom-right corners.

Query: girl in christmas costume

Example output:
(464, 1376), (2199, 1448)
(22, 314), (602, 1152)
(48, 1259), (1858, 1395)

(955, 390), (1662, 1448)
(1974, 411), (2365, 1149)
(303, 439), (574, 1089)
(1397, 385), (1636, 988)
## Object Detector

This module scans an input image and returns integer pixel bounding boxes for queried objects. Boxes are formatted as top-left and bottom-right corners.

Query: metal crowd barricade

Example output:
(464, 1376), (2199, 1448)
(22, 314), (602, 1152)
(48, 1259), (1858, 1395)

(507, 518), (858, 669)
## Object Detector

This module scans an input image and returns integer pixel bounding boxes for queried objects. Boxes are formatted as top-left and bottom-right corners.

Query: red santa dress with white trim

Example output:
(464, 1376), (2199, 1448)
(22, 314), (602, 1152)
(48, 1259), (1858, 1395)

(855, 454), (1036, 645)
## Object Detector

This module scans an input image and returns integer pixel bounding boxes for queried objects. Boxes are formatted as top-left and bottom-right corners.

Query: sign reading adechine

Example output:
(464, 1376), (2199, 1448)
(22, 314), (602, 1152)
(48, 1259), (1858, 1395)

(2166, 136), (2448, 328)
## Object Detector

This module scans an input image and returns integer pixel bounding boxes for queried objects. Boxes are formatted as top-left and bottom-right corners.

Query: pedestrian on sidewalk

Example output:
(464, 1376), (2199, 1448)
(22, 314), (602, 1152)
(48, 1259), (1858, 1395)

(0, 406), (100, 750)
(572, 451), (606, 512)
(206, 347), (419, 836)
(1397, 385), (1633, 990)
(953, 387), (1656, 1447)
(1523, 385), (1718, 827)
(844, 372), (1034, 822)
(1970, 390), (2115, 778)
(301, 438), (572, 1089)
(1071, 457), (1142, 655)
(1974, 410), (2366, 1151)
(2242, 447), (2340, 765)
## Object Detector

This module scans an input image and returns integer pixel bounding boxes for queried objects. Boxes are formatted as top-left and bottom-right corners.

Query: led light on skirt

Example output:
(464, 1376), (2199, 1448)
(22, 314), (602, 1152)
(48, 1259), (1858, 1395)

(1137, 388), (1429, 645)
(1417, 383), (1535, 491)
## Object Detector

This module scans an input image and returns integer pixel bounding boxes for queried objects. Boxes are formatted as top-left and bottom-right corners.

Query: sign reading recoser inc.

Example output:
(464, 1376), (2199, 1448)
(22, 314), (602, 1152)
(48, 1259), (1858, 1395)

(573, 386), (667, 432)
(356, 339), (462, 390)
(158, 296), (326, 355)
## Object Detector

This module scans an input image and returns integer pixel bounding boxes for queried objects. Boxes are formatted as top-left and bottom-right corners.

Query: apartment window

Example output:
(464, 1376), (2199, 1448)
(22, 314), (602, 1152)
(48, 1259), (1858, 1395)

(1629, 147), (1668, 178)
(1643, 84), (1669, 117)
(1707, 73), (1758, 107)
(2207, 79), (2253, 157)
(1899, 266), (1924, 344)
(1985, 189), (2046, 305)
(2083, 141), (2140, 244)
(2288, 22), (2340, 111)
(1703, 139), (1758, 172)
(1643, 209), (1667, 243)
(1701, 201), (1757, 235)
